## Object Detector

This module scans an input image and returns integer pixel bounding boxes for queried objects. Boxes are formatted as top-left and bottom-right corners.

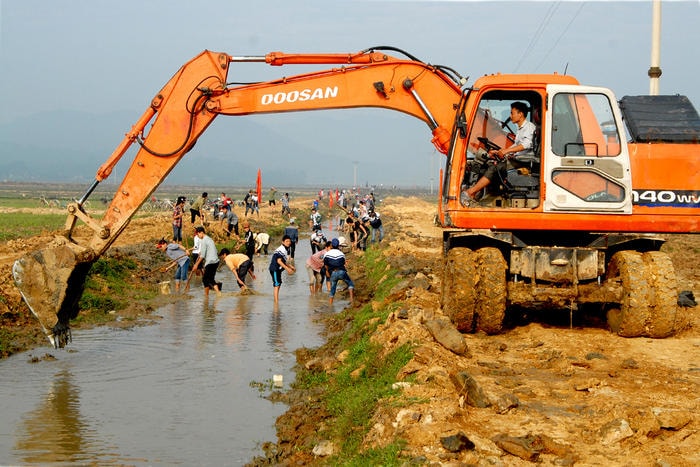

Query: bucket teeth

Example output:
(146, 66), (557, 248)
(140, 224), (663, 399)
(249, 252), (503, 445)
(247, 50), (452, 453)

(12, 241), (95, 348)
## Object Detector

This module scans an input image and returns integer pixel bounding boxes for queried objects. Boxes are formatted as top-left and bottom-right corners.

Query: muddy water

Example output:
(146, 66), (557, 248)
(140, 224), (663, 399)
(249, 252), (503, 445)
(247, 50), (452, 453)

(0, 235), (346, 465)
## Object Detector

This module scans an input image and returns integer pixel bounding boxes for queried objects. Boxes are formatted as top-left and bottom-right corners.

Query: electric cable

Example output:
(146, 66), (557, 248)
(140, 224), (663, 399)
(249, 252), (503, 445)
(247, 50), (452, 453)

(136, 76), (224, 157)
(534, 3), (586, 73)
(514, 2), (561, 73)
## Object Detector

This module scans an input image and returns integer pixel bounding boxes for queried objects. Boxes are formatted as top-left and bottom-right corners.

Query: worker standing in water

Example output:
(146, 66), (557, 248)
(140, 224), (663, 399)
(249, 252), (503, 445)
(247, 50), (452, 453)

(269, 235), (296, 303)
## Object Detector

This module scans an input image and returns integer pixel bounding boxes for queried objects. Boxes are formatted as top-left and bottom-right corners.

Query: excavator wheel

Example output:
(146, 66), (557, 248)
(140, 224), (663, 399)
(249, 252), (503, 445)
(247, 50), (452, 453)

(606, 251), (650, 337)
(441, 247), (476, 332)
(474, 247), (507, 335)
(642, 251), (679, 338)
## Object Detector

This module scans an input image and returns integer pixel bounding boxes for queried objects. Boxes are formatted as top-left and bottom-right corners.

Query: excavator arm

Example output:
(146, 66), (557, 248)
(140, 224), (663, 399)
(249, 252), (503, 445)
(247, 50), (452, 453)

(12, 48), (468, 347)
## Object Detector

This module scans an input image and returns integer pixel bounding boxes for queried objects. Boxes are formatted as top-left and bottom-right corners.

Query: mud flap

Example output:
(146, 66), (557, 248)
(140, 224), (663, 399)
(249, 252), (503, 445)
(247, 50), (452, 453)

(12, 240), (96, 348)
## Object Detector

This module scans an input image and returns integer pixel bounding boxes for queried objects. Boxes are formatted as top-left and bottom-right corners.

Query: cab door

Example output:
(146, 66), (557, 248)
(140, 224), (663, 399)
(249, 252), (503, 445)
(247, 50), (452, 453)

(543, 85), (632, 213)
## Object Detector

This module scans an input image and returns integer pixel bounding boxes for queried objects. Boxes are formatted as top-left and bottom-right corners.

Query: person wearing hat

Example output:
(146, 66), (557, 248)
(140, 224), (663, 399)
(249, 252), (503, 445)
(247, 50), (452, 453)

(283, 217), (299, 260)
(310, 227), (327, 254)
(323, 238), (355, 305)
(191, 226), (222, 298)
(254, 231), (270, 255)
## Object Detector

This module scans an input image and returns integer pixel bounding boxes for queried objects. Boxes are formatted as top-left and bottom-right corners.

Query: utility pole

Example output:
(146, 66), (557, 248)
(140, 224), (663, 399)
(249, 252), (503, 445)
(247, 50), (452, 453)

(648, 0), (662, 95)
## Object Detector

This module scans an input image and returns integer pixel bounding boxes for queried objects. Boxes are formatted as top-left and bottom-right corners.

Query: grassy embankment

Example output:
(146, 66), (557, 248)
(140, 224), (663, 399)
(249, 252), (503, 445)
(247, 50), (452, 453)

(289, 246), (418, 465)
(0, 196), (158, 356)
(0, 211), (66, 242)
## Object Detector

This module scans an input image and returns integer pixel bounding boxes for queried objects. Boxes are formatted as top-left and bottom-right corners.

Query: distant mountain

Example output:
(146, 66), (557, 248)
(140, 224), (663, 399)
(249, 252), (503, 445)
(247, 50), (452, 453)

(0, 110), (316, 186)
(0, 109), (437, 188)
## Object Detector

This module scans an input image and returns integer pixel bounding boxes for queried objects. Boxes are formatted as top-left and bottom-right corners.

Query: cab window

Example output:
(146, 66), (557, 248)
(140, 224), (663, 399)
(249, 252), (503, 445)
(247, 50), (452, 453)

(552, 169), (625, 202)
(551, 93), (621, 157)
(466, 90), (541, 160)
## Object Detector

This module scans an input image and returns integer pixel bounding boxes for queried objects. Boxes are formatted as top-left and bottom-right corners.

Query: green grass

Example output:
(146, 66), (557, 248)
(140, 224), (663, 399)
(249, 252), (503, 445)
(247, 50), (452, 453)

(292, 245), (415, 465)
(0, 212), (66, 241)
(74, 256), (154, 325)
(0, 197), (51, 209)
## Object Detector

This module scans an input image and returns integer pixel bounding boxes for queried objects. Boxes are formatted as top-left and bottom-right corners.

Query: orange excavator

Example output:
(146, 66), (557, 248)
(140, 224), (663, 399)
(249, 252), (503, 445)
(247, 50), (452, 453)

(12, 48), (699, 347)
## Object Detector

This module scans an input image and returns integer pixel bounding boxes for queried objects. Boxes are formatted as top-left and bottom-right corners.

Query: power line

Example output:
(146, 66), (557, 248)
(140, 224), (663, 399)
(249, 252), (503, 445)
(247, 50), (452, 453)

(535, 2), (586, 73)
(514, 1), (561, 73)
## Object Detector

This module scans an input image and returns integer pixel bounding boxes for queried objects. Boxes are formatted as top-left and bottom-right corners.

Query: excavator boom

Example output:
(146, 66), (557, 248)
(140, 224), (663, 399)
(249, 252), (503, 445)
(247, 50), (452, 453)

(12, 48), (466, 347)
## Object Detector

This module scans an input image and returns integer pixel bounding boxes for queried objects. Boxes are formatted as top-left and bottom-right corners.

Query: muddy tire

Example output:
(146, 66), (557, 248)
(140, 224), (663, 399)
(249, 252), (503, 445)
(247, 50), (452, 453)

(642, 251), (678, 338)
(606, 251), (650, 337)
(475, 247), (507, 335)
(441, 247), (476, 332)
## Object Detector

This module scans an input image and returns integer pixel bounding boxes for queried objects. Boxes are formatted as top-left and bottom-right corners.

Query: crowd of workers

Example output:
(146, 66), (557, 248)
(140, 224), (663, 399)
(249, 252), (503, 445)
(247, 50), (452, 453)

(157, 187), (385, 305)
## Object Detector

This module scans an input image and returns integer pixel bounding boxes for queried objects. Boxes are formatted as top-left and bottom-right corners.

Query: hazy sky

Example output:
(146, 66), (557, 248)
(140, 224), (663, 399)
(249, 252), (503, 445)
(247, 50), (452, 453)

(1, 0), (698, 187)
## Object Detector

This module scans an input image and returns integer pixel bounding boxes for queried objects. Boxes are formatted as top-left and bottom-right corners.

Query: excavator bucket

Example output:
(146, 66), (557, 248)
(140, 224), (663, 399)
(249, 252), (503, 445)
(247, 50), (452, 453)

(12, 239), (96, 348)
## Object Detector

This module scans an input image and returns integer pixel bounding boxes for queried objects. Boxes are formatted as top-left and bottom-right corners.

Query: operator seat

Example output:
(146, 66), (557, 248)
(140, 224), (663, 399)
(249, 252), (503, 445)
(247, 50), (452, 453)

(504, 106), (541, 203)
(511, 106), (541, 170)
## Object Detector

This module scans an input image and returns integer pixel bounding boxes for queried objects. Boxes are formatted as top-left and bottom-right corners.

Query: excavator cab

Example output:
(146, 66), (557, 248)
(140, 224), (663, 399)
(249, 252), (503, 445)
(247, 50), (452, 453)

(462, 90), (543, 208)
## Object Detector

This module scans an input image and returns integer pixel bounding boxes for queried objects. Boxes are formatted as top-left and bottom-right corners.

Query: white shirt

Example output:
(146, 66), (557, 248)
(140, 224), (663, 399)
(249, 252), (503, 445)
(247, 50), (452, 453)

(192, 235), (201, 254)
(513, 120), (536, 156)
(255, 232), (270, 251)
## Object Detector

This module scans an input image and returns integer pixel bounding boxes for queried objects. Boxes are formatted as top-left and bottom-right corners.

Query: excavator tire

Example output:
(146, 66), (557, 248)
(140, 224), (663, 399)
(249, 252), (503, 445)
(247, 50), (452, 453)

(606, 251), (650, 337)
(441, 247), (476, 332)
(474, 247), (507, 335)
(642, 251), (679, 338)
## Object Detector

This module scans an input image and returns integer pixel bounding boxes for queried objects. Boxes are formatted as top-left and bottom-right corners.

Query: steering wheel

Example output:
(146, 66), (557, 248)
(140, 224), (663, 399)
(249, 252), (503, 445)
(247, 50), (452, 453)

(477, 136), (501, 152)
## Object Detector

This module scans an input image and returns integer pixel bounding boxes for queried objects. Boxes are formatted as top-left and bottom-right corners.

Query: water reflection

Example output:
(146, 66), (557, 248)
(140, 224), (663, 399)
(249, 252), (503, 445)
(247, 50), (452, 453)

(199, 301), (219, 348)
(15, 370), (106, 464)
(162, 299), (193, 346)
(223, 296), (253, 347)
(269, 304), (284, 350)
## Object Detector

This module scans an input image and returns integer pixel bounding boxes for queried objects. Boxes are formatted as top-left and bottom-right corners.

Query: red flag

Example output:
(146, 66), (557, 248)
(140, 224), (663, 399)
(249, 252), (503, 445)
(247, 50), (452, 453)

(329, 191), (334, 209)
(256, 169), (262, 206)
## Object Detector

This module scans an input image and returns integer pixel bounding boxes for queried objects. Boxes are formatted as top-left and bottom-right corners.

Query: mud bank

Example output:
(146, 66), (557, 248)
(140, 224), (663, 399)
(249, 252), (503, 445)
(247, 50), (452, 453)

(249, 196), (700, 466)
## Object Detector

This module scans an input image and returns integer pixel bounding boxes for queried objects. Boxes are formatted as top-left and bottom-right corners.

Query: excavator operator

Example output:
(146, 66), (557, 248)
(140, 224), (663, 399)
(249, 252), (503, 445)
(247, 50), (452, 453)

(463, 101), (536, 205)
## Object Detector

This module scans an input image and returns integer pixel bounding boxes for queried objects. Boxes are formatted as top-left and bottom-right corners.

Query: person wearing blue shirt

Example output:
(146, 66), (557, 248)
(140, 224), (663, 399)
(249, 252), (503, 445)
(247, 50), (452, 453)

(323, 238), (355, 305)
